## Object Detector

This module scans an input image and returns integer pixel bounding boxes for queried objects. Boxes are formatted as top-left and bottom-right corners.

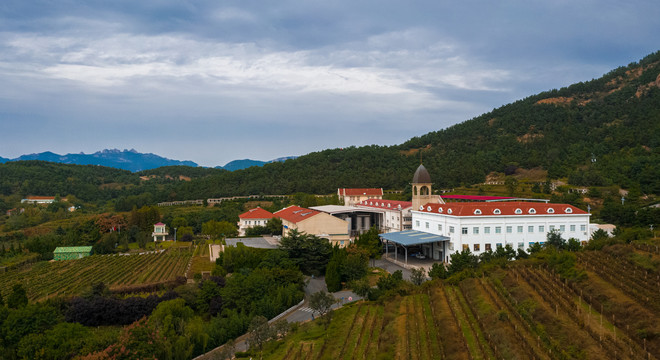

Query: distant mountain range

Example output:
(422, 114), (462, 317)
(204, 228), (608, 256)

(0, 149), (297, 172)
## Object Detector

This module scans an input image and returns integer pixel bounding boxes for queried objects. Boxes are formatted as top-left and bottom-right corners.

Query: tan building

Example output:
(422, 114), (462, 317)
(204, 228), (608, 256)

(356, 199), (414, 232)
(275, 205), (351, 247)
(238, 207), (275, 236)
(337, 188), (383, 206)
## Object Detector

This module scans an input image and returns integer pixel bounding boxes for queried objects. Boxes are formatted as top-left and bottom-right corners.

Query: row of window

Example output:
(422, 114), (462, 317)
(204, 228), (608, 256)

(417, 221), (586, 234)
(245, 220), (268, 225)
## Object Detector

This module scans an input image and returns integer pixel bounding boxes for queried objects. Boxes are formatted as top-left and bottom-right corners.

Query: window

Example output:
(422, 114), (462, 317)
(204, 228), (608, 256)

(496, 243), (503, 248)
(547, 208), (555, 214)
(485, 243), (492, 251)
(473, 227), (479, 234)
(340, 240), (345, 246)
(449, 243), (454, 251)
(529, 208), (536, 214)
(560, 225), (565, 232)
(529, 242), (535, 247)
(518, 242), (524, 249)
(425, 222), (429, 229)
(438, 224), (442, 231)
(484, 226), (491, 234)
(539, 225), (545, 232)
(416, 220), (420, 227)
(517, 226), (523, 233)
(570, 225), (576, 232)
(515, 208), (522, 214)
(580, 224), (586, 232)
(506, 226), (512, 233)
(495, 226), (502, 234)
(462, 244), (469, 251)
(462, 227), (468, 235)
(528, 225), (534, 233)
(447, 209), (453, 214)
(450, 226), (455, 233)
(494, 209), (501, 214)
(474, 244), (480, 251)
(549, 225), (555, 231)
(438, 207), (443, 213)
(474, 209), (482, 215)
(565, 207), (573, 213)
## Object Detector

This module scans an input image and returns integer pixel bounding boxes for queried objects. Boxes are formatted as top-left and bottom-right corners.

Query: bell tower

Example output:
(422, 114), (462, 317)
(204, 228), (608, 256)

(412, 164), (433, 211)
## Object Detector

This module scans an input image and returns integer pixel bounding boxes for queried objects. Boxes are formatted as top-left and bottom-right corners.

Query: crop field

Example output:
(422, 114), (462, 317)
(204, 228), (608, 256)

(0, 248), (193, 302)
(263, 244), (659, 360)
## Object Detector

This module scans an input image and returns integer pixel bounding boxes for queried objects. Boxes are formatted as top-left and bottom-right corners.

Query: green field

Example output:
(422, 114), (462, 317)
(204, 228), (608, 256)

(0, 247), (193, 301)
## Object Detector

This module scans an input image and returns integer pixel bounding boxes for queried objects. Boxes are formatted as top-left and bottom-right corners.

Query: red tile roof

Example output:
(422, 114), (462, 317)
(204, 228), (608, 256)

(357, 199), (412, 210)
(417, 201), (588, 216)
(26, 196), (57, 200)
(154, 222), (165, 226)
(239, 207), (275, 219)
(441, 195), (515, 201)
(274, 205), (320, 223)
(339, 188), (383, 196)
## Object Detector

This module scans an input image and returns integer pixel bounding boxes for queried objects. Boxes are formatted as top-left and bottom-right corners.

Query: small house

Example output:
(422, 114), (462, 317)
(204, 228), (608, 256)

(153, 222), (169, 242)
(53, 246), (93, 261)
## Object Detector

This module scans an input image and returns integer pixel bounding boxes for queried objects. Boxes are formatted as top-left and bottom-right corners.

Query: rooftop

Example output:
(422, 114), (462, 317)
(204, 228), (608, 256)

(239, 207), (275, 219)
(338, 188), (383, 196)
(357, 199), (412, 210)
(417, 201), (589, 216)
(274, 205), (320, 223)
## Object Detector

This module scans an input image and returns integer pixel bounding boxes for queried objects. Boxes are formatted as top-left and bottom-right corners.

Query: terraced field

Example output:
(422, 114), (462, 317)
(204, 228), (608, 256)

(0, 248), (193, 302)
(262, 244), (660, 360)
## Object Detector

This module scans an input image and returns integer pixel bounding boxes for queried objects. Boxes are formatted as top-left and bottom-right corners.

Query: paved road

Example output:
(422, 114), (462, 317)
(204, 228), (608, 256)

(373, 258), (413, 280)
(285, 276), (361, 323)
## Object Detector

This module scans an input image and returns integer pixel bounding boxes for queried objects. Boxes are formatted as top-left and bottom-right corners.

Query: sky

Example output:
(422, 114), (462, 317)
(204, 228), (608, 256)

(1, 1), (659, 167)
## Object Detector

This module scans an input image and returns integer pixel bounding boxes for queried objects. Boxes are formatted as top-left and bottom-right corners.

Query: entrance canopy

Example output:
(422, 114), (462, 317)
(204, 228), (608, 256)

(379, 230), (449, 246)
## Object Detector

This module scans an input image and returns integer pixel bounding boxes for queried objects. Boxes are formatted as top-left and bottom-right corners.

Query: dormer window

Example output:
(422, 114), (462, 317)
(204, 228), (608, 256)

(547, 208), (555, 214)
(427, 206), (432, 211)
(387, 204), (391, 208)
(474, 209), (482, 215)
(447, 209), (453, 214)
(528, 208), (536, 214)
(565, 208), (573, 214)
(515, 208), (523, 214)
(420, 205), (424, 210)
(438, 207), (443, 213)
(493, 209), (501, 215)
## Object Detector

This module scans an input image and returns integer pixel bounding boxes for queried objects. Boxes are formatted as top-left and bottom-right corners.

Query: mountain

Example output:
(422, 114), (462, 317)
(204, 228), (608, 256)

(165, 51), (660, 199)
(219, 159), (267, 171)
(0, 156), (8, 164)
(6, 149), (198, 172)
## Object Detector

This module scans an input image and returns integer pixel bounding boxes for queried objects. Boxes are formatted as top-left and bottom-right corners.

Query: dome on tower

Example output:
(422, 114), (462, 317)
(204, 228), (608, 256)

(412, 164), (432, 183)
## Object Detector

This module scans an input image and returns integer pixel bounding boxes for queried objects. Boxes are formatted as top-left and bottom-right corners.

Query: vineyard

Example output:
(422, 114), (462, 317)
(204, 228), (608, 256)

(261, 243), (660, 360)
(0, 247), (193, 302)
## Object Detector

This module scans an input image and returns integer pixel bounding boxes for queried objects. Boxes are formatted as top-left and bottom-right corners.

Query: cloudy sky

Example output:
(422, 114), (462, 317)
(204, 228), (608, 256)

(1, 1), (658, 167)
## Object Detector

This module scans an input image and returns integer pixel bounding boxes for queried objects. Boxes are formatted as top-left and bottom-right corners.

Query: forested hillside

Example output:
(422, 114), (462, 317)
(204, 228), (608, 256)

(1, 51), (659, 206)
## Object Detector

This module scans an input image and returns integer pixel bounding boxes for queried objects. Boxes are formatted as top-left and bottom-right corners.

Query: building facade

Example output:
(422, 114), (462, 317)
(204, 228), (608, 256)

(337, 188), (383, 207)
(355, 199), (413, 232)
(275, 205), (351, 247)
(412, 202), (591, 262)
(238, 207), (275, 236)
(152, 222), (168, 242)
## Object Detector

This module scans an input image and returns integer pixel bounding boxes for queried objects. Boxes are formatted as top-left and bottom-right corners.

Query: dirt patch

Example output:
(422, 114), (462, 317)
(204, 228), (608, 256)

(535, 96), (573, 106)
(400, 144), (431, 156)
(516, 132), (544, 144)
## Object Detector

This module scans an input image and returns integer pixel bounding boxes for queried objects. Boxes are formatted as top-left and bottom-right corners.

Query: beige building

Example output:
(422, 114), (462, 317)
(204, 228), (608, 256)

(337, 188), (383, 206)
(152, 222), (168, 242)
(275, 205), (351, 247)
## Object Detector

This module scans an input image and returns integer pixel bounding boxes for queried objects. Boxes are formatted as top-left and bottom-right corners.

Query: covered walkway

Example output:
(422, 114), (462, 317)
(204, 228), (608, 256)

(379, 230), (450, 265)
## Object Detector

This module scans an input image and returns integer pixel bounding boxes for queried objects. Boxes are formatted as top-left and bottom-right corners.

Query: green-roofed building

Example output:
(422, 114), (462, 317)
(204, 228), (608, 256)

(53, 246), (93, 261)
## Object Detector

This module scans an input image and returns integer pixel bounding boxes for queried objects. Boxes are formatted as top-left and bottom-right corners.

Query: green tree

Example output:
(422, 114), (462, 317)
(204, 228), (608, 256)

(309, 290), (336, 328)
(325, 258), (342, 292)
(279, 229), (332, 276)
(545, 229), (566, 250)
(354, 226), (381, 259)
(428, 263), (448, 279)
(7, 284), (28, 309)
(410, 267), (426, 285)
(202, 220), (237, 239)
(504, 176), (519, 196)
(247, 315), (272, 356)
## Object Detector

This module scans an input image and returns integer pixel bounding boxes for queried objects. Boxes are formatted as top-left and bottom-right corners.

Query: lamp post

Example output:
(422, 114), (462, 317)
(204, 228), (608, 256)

(174, 228), (178, 242)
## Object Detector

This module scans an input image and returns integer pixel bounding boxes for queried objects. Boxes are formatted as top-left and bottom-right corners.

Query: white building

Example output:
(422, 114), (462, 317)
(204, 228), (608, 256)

(152, 222), (168, 242)
(381, 164), (591, 263)
(413, 201), (590, 262)
(355, 199), (413, 232)
(238, 207), (275, 236)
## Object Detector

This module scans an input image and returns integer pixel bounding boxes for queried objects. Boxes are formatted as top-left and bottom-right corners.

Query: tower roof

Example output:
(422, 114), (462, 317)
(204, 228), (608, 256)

(412, 164), (432, 184)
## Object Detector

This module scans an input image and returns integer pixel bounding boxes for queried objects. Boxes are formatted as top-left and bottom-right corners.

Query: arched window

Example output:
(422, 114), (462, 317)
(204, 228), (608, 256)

(528, 208), (536, 214)
(493, 209), (501, 214)
(515, 208), (522, 214)
(419, 205), (424, 210)
(413, 186), (418, 196)
(438, 207), (443, 213)
(564, 208), (573, 213)
(474, 209), (482, 215)
(447, 209), (453, 214)
(547, 208), (555, 214)
(420, 186), (429, 195)
(427, 206), (432, 211)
